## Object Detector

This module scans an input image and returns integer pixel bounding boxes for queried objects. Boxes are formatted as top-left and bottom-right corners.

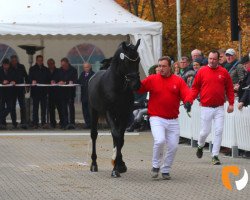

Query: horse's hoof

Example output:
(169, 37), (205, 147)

(90, 164), (98, 172)
(117, 164), (127, 173)
(111, 170), (121, 178)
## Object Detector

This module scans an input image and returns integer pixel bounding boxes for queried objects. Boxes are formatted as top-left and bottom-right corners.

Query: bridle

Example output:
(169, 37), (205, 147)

(119, 51), (140, 90)
(120, 52), (139, 62)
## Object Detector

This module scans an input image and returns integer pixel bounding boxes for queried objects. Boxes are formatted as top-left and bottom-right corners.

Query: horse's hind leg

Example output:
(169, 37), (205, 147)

(90, 108), (99, 172)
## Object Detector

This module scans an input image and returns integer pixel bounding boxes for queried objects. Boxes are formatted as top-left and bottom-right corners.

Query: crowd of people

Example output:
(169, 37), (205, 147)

(127, 48), (250, 133)
(0, 55), (95, 130)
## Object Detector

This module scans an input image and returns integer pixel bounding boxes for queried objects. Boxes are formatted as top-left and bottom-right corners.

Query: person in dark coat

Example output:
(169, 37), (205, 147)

(10, 55), (29, 128)
(29, 55), (50, 128)
(0, 58), (17, 129)
(238, 53), (250, 110)
(56, 57), (78, 129)
(78, 62), (95, 128)
(47, 58), (61, 128)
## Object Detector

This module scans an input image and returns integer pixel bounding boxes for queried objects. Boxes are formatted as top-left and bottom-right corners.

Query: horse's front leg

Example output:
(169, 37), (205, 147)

(115, 121), (127, 174)
(106, 111), (123, 178)
(90, 109), (99, 172)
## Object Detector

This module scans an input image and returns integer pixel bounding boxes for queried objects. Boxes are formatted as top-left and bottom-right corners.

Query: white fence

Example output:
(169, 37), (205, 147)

(179, 100), (250, 152)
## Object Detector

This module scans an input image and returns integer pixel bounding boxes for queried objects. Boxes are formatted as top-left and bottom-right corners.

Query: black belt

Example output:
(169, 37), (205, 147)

(165, 117), (178, 120)
(204, 105), (222, 108)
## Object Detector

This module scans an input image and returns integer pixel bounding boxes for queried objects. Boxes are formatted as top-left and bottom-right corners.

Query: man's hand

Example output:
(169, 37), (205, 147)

(238, 102), (244, 111)
(184, 102), (192, 112)
(3, 80), (9, 84)
(227, 105), (234, 113)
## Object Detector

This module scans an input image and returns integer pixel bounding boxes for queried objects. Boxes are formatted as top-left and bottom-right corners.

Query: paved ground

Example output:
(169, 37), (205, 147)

(0, 131), (249, 200)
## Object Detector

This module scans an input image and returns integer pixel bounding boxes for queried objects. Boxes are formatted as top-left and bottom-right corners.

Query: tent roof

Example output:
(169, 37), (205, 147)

(0, 0), (162, 36)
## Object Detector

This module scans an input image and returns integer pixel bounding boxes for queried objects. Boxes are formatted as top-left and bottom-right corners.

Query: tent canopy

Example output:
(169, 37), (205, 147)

(0, 0), (162, 74)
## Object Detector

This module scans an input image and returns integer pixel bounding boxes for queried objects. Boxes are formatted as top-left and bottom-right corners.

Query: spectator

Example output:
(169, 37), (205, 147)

(29, 55), (50, 128)
(78, 62), (95, 129)
(184, 57), (203, 88)
(126, 64), (159, 132)
(225, 48), (247, 95)
(191, 49), (203, 61)
(238, 53), (250, 110)
(173, 61), (180, 75)
(179, 56), (193, 80)
(47, 58), (61, 128)
(0, 58), (17, 129)
(218, 48), (227, 67)
(57, 57), (78, 129)
(10, 55), (29, 129)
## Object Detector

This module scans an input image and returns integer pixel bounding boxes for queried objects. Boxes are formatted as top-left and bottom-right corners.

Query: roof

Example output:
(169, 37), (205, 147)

(0, 0), (162, 36)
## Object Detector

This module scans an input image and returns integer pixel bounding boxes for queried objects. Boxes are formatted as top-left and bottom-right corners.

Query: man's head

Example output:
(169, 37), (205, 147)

(2, 58), (10, 70)
(225, 48), (237, 64)
(158, 56), (172, 77)
(208, 50), (220, 68)
(10, 55), (18, 66)
(179, 56), (190, 69)
(47, 58), (56, 70)
(83, 62), (92, 73)
(218, 48), (227, 65)
(240, 53), (250, 71)
(61, 57), (70, 70)
(191, 49), (202, 61)
(36, 55), (44, 66)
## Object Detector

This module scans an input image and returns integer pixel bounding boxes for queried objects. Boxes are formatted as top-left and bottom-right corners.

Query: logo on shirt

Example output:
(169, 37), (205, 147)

(173, 85), (177, 89)
(218, 75), (222, 79)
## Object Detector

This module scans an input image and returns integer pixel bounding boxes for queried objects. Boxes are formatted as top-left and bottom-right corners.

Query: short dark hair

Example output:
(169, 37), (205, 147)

(2, 58), (10, 65)
(47, 58), (55, 64)
(209, 50), (220, 59)
(158, 56), (171, 66)
(181, 56), (190, 63)
(10, 55), (18, 60)
(36, 55), (43, 60)
(61, 57), (69, 63)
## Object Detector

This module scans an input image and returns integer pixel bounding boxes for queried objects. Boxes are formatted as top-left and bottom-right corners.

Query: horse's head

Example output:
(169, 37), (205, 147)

(114, 39), (141, 90)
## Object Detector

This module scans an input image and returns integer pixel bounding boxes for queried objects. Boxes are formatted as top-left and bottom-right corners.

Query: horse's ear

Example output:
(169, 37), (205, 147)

(135, 39), (141, 50)
(122, 42), (128, 51)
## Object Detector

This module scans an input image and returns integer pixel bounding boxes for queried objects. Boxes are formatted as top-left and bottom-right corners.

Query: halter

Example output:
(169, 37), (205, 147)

(123, 72), (140, 91)
(120, 53), (139, 62)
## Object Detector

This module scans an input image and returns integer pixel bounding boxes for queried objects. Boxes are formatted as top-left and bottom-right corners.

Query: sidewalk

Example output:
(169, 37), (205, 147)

(0, 132), (249, 200)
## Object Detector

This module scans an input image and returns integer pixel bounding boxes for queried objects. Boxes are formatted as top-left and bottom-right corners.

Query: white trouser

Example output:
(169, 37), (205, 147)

(198, 106), (224, 157)
(150, 116), (180, 173)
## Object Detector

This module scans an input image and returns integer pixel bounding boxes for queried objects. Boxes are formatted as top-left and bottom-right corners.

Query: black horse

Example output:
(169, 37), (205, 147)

(88, 39), (141, 177)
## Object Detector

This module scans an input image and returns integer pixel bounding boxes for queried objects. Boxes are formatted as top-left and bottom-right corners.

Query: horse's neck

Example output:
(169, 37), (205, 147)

(105, 64), (125, 90)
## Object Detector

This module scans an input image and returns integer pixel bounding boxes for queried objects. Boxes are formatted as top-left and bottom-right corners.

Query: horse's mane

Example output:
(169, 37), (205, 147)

(100, 57), (113, 70)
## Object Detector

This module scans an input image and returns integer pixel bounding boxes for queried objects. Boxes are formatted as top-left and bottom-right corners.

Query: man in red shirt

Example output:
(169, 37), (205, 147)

(189, 50), (234, 165)
(138, 56), (191, 180)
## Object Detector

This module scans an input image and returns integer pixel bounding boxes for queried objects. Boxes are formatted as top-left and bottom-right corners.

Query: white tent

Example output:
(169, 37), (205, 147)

(0, 0), (162, 74)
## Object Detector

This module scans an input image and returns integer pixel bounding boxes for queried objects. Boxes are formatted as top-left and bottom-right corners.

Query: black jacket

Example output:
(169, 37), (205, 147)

(10, 63), (29, 84)
(239, 72), (250, 106)
(10, 63), (29, 94)
(0, 67), (17, 97)
(48, 68), (60, 96)
(78, 70), (95, 102)
(56, 65), (78, 98)
(29, 64), (50, 98)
